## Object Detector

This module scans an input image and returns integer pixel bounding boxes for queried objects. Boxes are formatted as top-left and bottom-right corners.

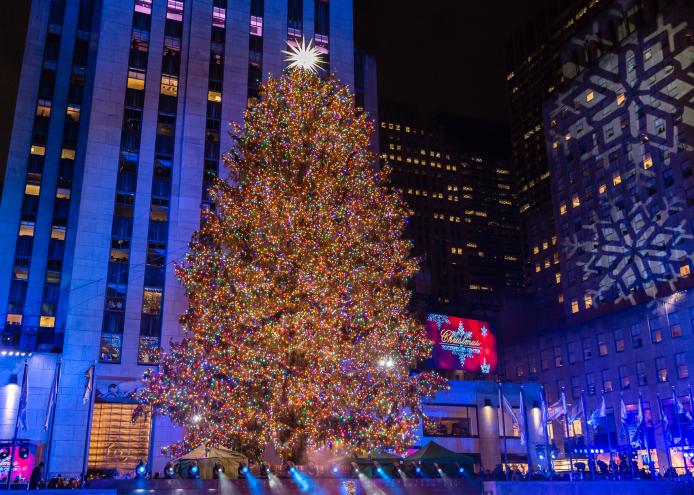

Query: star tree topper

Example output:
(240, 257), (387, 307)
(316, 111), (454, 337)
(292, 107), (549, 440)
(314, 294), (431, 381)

(282, 37), (325, 74)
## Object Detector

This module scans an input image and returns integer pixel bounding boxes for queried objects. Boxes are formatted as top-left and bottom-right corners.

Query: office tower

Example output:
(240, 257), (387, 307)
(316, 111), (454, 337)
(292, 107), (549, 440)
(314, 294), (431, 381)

(379, 110), (523, 319)
(0, 0), (354, 476)
(501, 0), (694, 473)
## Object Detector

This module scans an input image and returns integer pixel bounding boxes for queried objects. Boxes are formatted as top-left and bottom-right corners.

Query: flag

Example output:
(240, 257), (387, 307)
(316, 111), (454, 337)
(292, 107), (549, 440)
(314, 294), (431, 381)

(17, 365), (29, 431)
(44, 362), (59, 430)
(675, 395), (692, 422)
(503, 394), (525, 445)
(620, 397), (628, 426)
(568, 399), (583, 423)
(587, 395), (606, 429)
(83, 365), (94, 405)
(518, 391), (527, 446)
(539, 392), (548, 436)
(631, 397), (645, 445)
(547, 398), (565, 421)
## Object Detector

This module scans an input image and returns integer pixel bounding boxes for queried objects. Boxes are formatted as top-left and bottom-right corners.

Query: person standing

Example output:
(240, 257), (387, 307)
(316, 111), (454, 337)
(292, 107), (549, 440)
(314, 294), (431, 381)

(29, 462), (44, 489)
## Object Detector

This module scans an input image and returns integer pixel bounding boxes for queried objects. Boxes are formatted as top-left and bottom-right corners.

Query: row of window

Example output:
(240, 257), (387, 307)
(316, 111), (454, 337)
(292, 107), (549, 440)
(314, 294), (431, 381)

(548, 353), (690, 401)
(100, 0), (156, 364)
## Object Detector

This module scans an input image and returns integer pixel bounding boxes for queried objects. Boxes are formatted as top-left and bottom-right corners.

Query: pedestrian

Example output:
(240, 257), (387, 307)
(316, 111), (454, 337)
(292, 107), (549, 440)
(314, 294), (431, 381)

(29, 462), (44, 489)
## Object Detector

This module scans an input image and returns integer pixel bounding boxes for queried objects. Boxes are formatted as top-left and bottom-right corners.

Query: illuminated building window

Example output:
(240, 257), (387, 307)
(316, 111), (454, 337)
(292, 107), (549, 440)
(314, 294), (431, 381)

(565, 132), (571, 141)
(680, 263), (691, 277)
(504, 255), (517, 261)
(208, 90), (222, 102)
(212, 6), (226, 27)
(613, 173), (622, 186)
(542, 242), (548, 250)
(51, 225), (66, 240)
(31, 145), (46, 156)
(544, 259), (550, 269)
(67, 104), (80, 122)
(127, 69), (145, 90)
(56, 187), (71, 199)
(559, 202), (567, 215)
(88, 403), (151, 471)
(142, 288), (162, 315)
(572, 195), (580, 208)
(61, 148), (75, 160)
(676, 353), (689, 379)
(599, 183), (606, 194)
(555, 272), (561, 284)
(552, 235), (557, 245)
(160, 75), (178, 97)
(586, 91), (594, 102)
(656, 357), (668, 383)
(644, 48), (652, 61)
(19, 221), (35, 237)
(40, 316), (55, 328)
(554, 253), (559, 264)
(535, 263), (541, 273)
(584, 294), (593, 309)
(166, 0), (184, 20)
(616, 92), (626, 105)
(14, 267), (28, 280)
(25, 184), (40, 196)
(6, 314), (23, 325)
(643, 153), (653, 169)
(36, 99), (51, 117)
(558, 294), (564, 303)
(466, 242), (477, 249)
(533, 246), (539, 254)
(571, 299), (579, 313)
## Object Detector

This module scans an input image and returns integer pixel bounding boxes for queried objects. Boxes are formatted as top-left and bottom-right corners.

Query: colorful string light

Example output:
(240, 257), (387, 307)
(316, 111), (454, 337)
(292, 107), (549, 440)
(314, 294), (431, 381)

(134, 68), (448, 462)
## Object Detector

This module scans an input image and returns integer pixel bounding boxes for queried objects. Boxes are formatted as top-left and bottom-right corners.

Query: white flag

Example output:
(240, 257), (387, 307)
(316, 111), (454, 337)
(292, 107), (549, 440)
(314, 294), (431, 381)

(503, 395), (524, 445)
(44, 363), (59, 430)
(518, 391), (527, 446)
(83, 365), (94, 404)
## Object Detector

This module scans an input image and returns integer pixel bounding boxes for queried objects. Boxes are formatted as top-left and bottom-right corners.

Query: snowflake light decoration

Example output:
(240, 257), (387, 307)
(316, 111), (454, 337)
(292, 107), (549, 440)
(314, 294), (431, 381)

(564, 197), (694, 306)
(282, 37), (325, 74)
(427, 313), (449, 331)
(480, 358), (491, 374)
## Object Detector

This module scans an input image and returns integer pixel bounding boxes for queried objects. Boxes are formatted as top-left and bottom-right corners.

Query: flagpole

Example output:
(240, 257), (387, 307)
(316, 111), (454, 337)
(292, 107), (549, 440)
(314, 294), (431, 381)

(657, 393), (673, 479)
(580, 391), (594, 480)
(6, 359), (29, 488)
(639, 393), (652, 473)
(689, 385), (694, 475)
(498, 382), (510, 480)
(520, 386), (533, 477)
(672, 387), (688, 476)
(561, 387), (574, 480)
(621, 393), (635, 480)
(602, 391), (614, 479)
(44, 357), (62, 481)
(540, 385), (553, 479)
(80, 362), (96, 487)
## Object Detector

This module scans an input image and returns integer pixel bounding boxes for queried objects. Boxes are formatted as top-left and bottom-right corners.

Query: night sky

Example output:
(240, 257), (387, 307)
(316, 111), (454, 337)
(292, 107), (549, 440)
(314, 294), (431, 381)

(353, 0), (545, 126)
(0, 1), (547, 175)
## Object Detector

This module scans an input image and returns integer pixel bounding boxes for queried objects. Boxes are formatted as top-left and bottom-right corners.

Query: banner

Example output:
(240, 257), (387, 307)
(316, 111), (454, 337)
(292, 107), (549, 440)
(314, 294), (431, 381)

(425, 314), (496, 373)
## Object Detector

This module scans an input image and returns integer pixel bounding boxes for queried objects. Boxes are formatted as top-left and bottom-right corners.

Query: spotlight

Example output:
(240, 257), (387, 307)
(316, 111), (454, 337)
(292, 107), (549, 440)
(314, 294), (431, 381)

(459, 467), (465, 474)
(376, 467), (384, 475)
(332, 466), (339, 474)
(242, 466), (249, 474)
(188, 463), (200, 478)
(538, 453), (544, 460)
(0, 447), (9, 460)
(415, 466), (422, 474)
(599, 449), (604, 454)
(18, 446), (29, 460)
(135, 460), (147, 479)
(213, 463), (225, 479)
(164, 463), (176, 479)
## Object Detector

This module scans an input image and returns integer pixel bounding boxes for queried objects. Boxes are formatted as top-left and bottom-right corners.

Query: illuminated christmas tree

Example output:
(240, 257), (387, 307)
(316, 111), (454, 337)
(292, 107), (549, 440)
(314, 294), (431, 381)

(135, 52), (447, 462)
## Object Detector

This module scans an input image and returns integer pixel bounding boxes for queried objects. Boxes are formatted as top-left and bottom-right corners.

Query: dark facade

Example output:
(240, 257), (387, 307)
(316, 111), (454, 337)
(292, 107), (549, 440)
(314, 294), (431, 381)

(379, 110), (524, 319)
(505, 0), (607, 319)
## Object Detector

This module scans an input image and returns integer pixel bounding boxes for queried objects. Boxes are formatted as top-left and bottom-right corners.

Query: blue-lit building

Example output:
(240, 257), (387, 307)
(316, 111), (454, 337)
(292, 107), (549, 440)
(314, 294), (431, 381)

(0, 0), (355, 479)
(501, 0), (694, 476)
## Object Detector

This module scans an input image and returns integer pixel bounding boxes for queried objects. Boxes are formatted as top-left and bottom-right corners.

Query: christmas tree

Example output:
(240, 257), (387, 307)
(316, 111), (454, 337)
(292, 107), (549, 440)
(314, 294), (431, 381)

(135, 55), (448, 461)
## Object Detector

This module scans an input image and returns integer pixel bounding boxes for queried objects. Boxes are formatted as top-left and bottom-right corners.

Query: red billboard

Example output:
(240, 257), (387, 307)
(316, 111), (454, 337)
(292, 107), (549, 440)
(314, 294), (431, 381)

(425, 314), (497, 373)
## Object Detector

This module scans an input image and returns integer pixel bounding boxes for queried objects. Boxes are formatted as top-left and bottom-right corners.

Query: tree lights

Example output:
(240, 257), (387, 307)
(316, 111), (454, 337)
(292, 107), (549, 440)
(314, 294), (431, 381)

(134, 66), (447, 462)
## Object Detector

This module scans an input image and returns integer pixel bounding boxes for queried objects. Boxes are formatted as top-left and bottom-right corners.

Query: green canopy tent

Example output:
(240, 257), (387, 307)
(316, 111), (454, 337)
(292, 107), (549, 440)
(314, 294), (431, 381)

(175, 445), (246, 479)
(354, 451), (404, 477)
(405, 440), (474, 475)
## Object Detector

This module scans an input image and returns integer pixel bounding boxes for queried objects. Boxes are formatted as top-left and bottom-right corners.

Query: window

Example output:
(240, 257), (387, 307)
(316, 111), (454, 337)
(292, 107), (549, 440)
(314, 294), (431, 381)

(142, 288), (162, 315)
(567, 341), (578, 364)
(616, 92), (626, 105)
(88, 402), (151, 471)
(572, 195), (580, 208)
(584, 294), (593, 309)
(656, 357), (668, 383)
(637, 361), (648, 386)
(25, 184), (40, 196)
(127, 69), (145, 90)
(619, 365), (630, 389)
(613, 173), (622, 186)
(31, 145), (46, 156)
(649, 318), (663, 343)
(602, 369), (613, 392)
(541, 349), (551, 371)
(40, 315), (55, 328)
(586, 91), (594, 102)
(160, 75), (178, 96)
(631, 323), (642, 348)
(599, 183), (607, 194)
(675, 353), (689, 379)
(614, 328), (625, 352)
(516, 364), (525, 378)
(498, 403), (522, 438)
(582, 337), (592, 360)
(571, 299), (579, 313)
(571, 376), (581, 399)
(586, 373), (596, 395)
(670, 313), (682, 338)
(250, 15), (263, 36)
(597, 333), (608, 356)
(19, 221), (35, 237)
(100, 333), (122, 363)
(423, 405), (478, 437)
(554, 346), (563, 368)
(643, 153), (653, 169)
(560, 202), (567, 215)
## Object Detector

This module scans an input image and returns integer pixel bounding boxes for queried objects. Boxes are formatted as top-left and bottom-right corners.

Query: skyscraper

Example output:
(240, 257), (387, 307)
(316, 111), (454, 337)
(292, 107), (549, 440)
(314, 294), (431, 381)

(0, 0), (354, 476)
(505, 0), (606, 322)
(378, 109), (523, 319)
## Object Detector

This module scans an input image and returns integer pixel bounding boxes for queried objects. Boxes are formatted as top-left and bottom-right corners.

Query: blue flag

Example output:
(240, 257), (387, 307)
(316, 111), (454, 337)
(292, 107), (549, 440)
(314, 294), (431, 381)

(17, 366), (28, 431)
